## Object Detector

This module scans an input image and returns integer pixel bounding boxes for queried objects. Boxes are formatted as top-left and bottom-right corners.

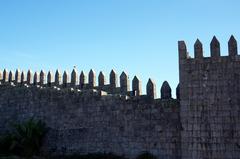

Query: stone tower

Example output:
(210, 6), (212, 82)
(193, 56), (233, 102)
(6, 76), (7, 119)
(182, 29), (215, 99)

(179, 36), (240, 159)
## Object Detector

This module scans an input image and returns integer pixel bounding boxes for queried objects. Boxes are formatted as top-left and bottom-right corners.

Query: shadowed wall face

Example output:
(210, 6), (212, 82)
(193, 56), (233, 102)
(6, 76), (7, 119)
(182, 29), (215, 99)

(179, 36), (240, 159)
(0, 84), (180, 159)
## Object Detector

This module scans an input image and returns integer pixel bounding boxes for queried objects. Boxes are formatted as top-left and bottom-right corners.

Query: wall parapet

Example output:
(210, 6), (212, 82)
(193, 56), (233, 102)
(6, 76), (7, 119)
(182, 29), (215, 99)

(178, 35), (238, 62)
(0, 69), (178, 100)
(178, 35), (240, 159)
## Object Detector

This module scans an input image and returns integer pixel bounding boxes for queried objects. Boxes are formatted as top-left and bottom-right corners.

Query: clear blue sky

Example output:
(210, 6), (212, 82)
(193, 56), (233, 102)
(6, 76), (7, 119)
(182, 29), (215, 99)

(0, 0), (239, 97)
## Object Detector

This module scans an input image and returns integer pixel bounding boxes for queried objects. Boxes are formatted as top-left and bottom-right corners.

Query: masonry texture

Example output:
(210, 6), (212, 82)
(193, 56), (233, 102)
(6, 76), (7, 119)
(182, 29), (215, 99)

(179, 36), (240, 159)
(0, 36), (239, 159)
(0, 70), (181, 159)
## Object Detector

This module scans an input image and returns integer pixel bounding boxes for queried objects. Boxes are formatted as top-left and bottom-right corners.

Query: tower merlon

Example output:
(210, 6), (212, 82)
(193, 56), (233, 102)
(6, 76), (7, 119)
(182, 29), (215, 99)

(160, 81), (172, 99)
(228, 35), (238, 56)
(120, 71), (130, 94)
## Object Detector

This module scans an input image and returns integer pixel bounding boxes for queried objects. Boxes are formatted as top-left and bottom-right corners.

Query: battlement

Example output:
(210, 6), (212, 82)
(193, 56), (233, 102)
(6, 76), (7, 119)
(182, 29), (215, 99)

(178, 35), (238, 62)
(0, 69), (181, 159)
(1, 36), (240, 159)
(0, 69), (179, 100)
(178, 35), (240, 159)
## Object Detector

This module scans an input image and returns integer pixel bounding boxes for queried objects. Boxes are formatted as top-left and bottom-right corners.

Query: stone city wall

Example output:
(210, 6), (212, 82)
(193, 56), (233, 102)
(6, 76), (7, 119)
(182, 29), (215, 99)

(0, 69), (180, 159)
(1, 35), (240, 159)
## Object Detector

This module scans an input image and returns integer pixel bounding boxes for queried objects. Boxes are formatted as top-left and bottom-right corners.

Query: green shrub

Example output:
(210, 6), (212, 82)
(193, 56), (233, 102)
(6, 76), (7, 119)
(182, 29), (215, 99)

(0, 134), (14, 156)
(135, 152), (157, 159)
(0, 118), (47, 157)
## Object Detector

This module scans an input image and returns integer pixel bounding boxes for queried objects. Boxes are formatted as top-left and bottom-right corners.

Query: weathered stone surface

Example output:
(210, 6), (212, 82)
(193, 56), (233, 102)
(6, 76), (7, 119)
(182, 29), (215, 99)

(98, 71), (105, 87)
(47, 71), (53, 86)
(3, 69), (8, 82)
(0, 85), (180, 159)
(176, 84), (180, 100)
(110, 69), (118, 88)
(160, 81), (171, 99)
(55, 70), (61, 85)
(15, 69), (21, 83)
(146, 78), (156, 99)
(62, 71), (69, 87)
(40, 70), (45, 85)
(228, 35), (238, 56)
(179, 36), (240, 159)
(210, 36), (220, 57)
(194, 39), (203, 58)
(132, 76), (142, 96)
(89, 69), (96, 88)
(80, 71), (86, 89)
(33, 72), (39, 85)
(21, 71), (25, 84)
(178, 41), (188, 60)
(71, 69), (77, 86)
(27, 70), (32, 84)
(8, 71), (13, 82)
(120, 71), (130, 94)
(0, 36), (239, 159)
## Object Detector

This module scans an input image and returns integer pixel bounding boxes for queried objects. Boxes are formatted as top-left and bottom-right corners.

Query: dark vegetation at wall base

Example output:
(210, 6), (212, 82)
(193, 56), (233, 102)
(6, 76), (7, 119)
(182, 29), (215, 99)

(135, 152), (157, 159)
(0, 118), (47, 157)
(0, 118), (158, 159)
(0, 119), (161, 159)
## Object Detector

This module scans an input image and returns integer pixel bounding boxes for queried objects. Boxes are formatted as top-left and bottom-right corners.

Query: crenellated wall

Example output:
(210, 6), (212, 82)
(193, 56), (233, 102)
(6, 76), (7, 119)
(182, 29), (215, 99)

(0, 68), (176, 99)
(179, 35), (240, 159)
(0, 69), (180, 159)
(1, 35), (240, 159)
